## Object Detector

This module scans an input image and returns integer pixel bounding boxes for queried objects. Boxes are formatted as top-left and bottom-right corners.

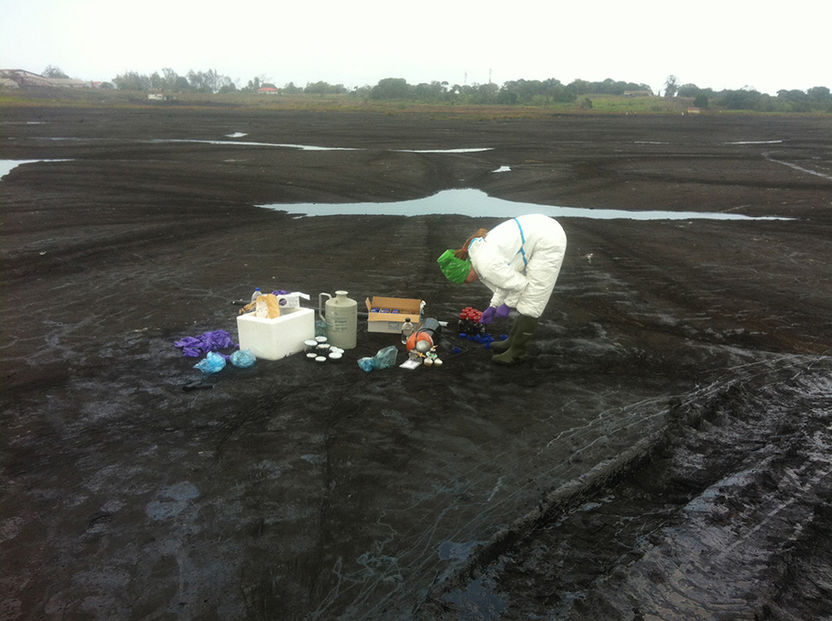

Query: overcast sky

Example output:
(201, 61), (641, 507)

(1, 0), (829, 95)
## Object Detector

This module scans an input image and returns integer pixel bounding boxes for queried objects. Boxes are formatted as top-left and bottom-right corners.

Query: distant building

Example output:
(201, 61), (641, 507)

(0, 69), (90, 88)
(147, 92), (176, 102)
(46, 77), (89, 88)
(623, 90), (653, 97)
(0, 69), (51, 87)
(257, 86), (279, 95)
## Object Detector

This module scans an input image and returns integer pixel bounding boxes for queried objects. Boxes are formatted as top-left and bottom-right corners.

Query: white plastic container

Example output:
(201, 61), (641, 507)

(236, 307), (314, 360)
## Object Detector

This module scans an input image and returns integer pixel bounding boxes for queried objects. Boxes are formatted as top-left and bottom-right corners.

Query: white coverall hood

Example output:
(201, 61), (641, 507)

(467, 214), (567, 318)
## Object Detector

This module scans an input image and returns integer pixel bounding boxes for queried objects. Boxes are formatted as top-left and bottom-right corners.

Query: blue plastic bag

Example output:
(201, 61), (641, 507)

(374, 345), (398, 369)
(357, 345), (398, 372)
(230, 349), (256, 369)
(194, 351), (227, 375)
(357, 357), (375, 372)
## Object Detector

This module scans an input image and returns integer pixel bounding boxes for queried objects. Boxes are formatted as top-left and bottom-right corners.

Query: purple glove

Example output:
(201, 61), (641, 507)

(496, 303), (510, 318)
(480, 306), (496, 325)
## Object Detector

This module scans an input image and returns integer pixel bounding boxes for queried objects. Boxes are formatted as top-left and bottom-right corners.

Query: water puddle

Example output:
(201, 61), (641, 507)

(153, 142), (493, 154)
(763, 152), (832, 181)
(31, 136), (493, 154)
(1, 160), (36, 179)
(393, 147), (493, 153)
(725, 139), (784, 145)
(439, 539), (484, 562)
(145, 138), (360, 151)
(258, 188), (793, 221)
(0, 159), (69, 180)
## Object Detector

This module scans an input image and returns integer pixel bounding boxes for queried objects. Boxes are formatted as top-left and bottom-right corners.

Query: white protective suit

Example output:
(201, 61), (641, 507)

(467, 214), (567, 318)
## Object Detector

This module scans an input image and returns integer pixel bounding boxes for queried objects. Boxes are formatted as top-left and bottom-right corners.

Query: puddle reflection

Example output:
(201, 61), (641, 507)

(258, 188), (793, 221)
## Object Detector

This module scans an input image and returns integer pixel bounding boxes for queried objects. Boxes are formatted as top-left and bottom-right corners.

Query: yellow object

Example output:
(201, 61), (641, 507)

(255, 294), (281, 319)
(239, 294), (281, 318)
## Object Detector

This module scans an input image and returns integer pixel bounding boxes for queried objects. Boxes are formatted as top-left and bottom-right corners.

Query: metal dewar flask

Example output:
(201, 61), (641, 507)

(319, 290), (357, 349)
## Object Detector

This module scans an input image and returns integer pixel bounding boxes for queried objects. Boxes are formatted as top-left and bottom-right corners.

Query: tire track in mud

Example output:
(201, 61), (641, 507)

(422, 354), (832, 619)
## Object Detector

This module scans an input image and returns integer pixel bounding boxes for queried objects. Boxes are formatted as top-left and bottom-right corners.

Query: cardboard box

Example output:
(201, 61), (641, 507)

(365, 296), (423, 333)
(236, 307), (314, 360)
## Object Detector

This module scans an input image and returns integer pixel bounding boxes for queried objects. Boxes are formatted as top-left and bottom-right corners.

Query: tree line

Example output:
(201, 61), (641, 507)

(368, 76), (832, 112)
(663, 74), (832, 112)
(47, 66), (832, 113)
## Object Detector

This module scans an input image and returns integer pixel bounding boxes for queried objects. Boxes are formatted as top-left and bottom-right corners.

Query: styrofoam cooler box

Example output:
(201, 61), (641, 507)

(236, 307), (315, 360)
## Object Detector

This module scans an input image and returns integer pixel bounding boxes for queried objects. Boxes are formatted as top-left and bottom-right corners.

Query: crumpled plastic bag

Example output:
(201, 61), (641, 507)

(230, 349), (256, 368)
(194, 351), (227, 374)
(357, 345), (398, 372)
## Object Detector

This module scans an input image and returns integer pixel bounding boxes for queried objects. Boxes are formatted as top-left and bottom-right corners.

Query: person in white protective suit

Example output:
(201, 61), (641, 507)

(437, 214), (567, 364)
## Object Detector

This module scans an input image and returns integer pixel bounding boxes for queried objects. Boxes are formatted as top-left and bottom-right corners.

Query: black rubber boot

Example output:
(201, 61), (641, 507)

(489, 317), (518, 353)
(492, 314), (537, 365)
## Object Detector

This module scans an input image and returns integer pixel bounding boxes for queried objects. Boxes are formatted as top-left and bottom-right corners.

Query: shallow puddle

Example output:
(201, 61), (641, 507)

(725, 139), (784, 145)
(0, 160), (35, 179)
(146, 138), (361, 151)
(258, 188), (793, 221)
(150, 140), (492, 153)
(763, 152), (832, 181)
(0, 159), (798, 220)
(0, 159), (68, 180)
(392, 147), (493, 153)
